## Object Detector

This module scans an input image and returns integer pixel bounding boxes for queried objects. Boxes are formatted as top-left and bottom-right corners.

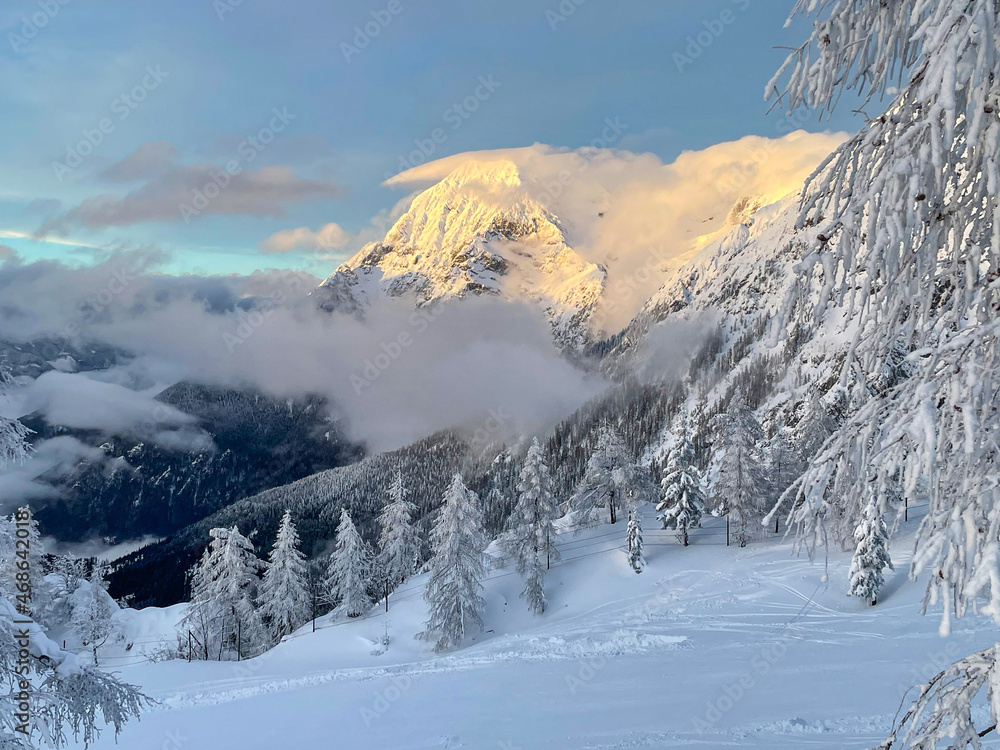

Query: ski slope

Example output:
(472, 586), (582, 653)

(91, 506), (998, 750)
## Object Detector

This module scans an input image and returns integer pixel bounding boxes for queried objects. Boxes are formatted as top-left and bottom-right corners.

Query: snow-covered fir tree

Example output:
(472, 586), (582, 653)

(657, 414), (707, 547)
(848, 496), (893, 606)
(184, 526), (265, 660)
(626, 505), (644, 574)
(422, 474), (487, 651)
(326, 509), (372, 619)
(501, 438), (561, 614)
(713, 390), (769, 547)
(767, 0), (1000, 744)
(70, 562), (117, 666)
(258, 509), (310, 640)
(377, 472), (420, 607)
(570, 426), (655, 526)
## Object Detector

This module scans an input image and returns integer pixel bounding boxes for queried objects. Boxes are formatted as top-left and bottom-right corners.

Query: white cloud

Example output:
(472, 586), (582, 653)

(12, 370), (212, 451)
(259, 222), (351, 253)
(0, 254), (604, 452)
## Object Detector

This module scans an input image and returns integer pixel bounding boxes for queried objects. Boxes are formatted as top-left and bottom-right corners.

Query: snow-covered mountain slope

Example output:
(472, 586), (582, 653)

(608, 192), (816, 372)
(315, 160), (607, 349)
(90, 505), (995, 750)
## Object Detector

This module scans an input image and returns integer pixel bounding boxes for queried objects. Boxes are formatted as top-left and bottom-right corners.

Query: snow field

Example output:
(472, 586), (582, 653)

(91, 504), (997, 749)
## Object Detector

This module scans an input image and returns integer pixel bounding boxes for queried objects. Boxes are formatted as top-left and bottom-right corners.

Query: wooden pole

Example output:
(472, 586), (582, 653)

(218, 614), (225, 661)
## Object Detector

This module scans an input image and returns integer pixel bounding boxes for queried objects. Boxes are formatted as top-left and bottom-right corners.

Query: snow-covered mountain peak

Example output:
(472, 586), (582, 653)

(316, 159), (606, 349)
(375, 158), (563, 257)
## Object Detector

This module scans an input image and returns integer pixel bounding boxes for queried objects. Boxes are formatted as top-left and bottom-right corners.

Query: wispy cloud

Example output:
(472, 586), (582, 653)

(38, 164), (341, 235)
(0, 228), (106, 250)
(100, 141), (179, 182)
(259, 223), (351, 253)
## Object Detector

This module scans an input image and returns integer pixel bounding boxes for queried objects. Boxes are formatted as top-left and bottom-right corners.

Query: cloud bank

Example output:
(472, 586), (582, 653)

(0, 253), (605, 453)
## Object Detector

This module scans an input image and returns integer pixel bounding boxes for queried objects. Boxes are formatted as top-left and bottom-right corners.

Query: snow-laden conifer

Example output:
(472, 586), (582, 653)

(421, 474), (487, 651)
(0, 364), (30, 471)
(377, 473), (420, 605)
(259, 510), (310, 640)
(713, 390), (769, 547)
(3, 508), (53, 629)
(848, 496), (893, 606)
(184, 526), (265, 659)
(571, 426), (655, 526)
(767, 1), (1000, 744)
(501, 438), (560, 614)
(626, 505), (644, 574)
(657, 414), (706, 547)
(326, 509), (372, 619)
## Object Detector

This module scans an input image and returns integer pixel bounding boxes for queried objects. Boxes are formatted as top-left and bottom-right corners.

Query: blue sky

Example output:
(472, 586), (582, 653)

(0, 0), (862, 277)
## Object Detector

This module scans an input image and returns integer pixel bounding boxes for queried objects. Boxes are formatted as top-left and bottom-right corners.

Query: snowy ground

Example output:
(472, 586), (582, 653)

(90, 506), (999, 750)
